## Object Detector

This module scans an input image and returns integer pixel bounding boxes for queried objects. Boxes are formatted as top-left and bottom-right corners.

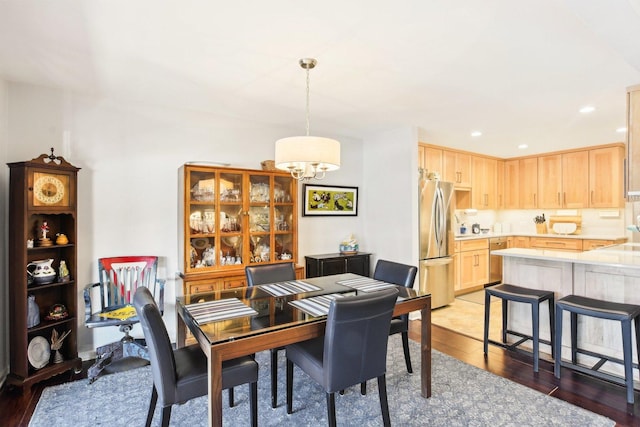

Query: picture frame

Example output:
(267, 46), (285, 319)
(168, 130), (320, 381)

(303, 184), (358, 216)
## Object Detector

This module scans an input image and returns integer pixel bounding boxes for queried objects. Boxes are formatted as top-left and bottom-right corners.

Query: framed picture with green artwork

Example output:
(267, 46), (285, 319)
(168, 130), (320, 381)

(303, 184), (358, 216)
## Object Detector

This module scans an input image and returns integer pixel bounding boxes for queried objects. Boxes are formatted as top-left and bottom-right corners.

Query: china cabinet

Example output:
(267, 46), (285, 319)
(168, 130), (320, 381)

(178, 164), (303, 294)
(7, 151), (82, 389)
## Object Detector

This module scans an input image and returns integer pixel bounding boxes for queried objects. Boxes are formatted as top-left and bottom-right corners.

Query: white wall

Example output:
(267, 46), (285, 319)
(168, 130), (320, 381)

(2, 82), (406, 364)
(0, 78), (8, 386)
(362, 127), (420, 268)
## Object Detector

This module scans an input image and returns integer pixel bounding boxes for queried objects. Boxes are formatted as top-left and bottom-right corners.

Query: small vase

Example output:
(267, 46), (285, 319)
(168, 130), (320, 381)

(535, 223), (547, 234)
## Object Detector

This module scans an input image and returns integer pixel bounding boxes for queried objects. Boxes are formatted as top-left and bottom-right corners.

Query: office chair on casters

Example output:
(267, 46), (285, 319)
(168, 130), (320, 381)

(84, 256), (163, 383)
(286, 288), (399, 427)
(133, 287), (258, 427)
(245, 262), (296, 408)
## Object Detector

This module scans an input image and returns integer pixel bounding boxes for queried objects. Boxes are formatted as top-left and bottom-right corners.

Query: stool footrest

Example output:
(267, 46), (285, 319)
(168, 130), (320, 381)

(488, 330), (552, 354)
(558, 360), (633, 389)
(573, 347), (639, 372)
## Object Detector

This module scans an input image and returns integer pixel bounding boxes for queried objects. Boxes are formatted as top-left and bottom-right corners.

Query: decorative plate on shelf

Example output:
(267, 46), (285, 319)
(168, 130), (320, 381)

(192, 238), (209, 250)
(28, 336), (51, 369)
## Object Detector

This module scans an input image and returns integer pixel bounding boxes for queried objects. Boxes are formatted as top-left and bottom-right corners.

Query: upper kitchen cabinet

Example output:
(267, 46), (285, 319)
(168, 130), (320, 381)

(589, 145), (625, 208)
(443, 150), (472, 188)
(537, 151), (589, 209)
(425, 147), (443, 177)
(503, 159), (520, 209)
(496, 160), (505, 210)
(519, 157), (538, 209)
(472, 156), (497, 209)
(627, 84), (640, 200)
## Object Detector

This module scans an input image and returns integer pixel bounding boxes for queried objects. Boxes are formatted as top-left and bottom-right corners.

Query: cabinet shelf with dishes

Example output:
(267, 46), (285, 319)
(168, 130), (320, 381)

(7, 152), (82, 389)
(178, 164), (303, 295)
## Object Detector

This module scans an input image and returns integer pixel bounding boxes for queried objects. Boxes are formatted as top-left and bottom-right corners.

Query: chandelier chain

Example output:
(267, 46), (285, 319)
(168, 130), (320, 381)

(305, 65), (310, 137)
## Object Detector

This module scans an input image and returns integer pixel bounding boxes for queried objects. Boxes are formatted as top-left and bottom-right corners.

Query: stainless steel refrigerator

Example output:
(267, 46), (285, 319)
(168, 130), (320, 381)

(419, 176), (455, 308)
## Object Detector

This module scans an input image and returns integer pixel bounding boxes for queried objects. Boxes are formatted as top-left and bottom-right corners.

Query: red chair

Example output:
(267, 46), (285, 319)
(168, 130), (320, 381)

(84, 256), (163, 383)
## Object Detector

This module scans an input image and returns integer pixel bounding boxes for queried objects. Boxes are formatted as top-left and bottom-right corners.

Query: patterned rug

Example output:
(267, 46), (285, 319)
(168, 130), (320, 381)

(30, 340), (614, 426)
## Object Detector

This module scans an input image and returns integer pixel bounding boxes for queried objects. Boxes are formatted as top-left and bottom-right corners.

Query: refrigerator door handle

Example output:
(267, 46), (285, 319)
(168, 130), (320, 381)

(434, 186), (445, 250)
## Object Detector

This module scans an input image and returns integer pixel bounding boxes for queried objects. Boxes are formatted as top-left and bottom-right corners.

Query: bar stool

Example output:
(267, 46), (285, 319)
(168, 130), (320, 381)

(484, 284), (555, 372)
(554, 295), (640, 404)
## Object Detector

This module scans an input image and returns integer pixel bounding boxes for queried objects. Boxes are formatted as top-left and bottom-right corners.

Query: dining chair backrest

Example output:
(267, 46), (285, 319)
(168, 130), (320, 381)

(373, 259), (418, 289)
(133, 286), (178, 404)
(323, 288), (399, 393)
(245, 262), (296, 286)
(98, 256), (160, 311)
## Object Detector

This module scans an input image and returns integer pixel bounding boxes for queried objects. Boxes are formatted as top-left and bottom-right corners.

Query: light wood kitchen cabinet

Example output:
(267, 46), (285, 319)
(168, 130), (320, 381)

(529, 237), (582, 252)
(503, 159), (520, 209)
(589, 145), (625, 208)
(472, 156), (497, 209)
(519, 157), (538, 209)
(508, 236), (530, 248)
(178, 164), (302, 294)
(582, 238), (626, 251)
(420, 145), (444, 177)
(443, 150), (472, 188)
(496, 160), (505, 209)
(627, 85), (640, 199)
(538, 151), (589, 209)
(456, 239), (489, 293)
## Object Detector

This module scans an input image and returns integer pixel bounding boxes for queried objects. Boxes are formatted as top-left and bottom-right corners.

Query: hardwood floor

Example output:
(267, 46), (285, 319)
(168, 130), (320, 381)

(1, 325), (639, 426)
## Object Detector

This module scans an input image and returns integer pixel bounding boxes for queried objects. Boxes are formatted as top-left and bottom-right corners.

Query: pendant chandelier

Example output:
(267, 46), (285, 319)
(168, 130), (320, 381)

(275, 58), (340, 181)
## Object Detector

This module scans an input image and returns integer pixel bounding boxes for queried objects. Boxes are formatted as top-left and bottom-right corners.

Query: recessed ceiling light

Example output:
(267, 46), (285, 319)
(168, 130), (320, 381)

(518, 144), (528, 149)
(616, 127), (628, 133)
(579, 105), (595, 114)
(470, 131), (482, 137)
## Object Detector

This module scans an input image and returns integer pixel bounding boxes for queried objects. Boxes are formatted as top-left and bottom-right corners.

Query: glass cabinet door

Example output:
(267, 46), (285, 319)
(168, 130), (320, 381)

(248, 173), (272, 264)
(274, 175), (295, 261)
(219, 172), (243, 266)
(187, 168), (216, 272)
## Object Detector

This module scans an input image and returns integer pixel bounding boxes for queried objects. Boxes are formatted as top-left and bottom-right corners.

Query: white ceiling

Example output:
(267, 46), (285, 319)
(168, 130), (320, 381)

(1, 0), (640, 157)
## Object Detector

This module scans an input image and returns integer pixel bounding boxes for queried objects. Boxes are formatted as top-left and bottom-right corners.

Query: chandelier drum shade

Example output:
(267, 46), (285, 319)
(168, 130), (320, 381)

(275, 58), (341, 181)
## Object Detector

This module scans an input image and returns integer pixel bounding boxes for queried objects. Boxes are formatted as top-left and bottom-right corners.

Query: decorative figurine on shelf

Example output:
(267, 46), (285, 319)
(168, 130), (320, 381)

(27, 294), (40, 328)
(55, 233), (68, 245)
(50, 329), (71, 364)
(339, 234), (359, 254)
(58, 260), (71, 282)
(38, 221), (53, 247)
(27, 239), (34, 249)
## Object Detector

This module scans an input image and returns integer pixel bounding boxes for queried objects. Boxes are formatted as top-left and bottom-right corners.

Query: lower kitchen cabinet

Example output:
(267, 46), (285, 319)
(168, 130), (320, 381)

(455, 239), (489, 294)
(305, 253), (371, 278)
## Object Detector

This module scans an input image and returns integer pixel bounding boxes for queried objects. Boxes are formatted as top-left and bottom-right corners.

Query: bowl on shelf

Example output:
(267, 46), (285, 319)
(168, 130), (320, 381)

(480, 228), (490, 234)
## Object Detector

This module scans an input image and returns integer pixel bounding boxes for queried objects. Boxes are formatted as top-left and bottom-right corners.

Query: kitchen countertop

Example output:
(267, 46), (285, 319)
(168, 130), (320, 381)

(454, 232), (628, 241)
(493, 243), (640, 269)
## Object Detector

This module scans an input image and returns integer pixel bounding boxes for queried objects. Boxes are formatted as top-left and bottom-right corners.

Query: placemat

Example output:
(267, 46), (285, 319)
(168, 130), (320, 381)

(185, 298), (258, 325)
(259, 280), (321, 297)
(336, 277), (399, 292)
(289, 293), (347, 317)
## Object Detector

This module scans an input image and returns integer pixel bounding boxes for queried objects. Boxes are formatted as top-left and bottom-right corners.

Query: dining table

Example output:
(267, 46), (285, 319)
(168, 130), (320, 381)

(175, 272), (432, 427)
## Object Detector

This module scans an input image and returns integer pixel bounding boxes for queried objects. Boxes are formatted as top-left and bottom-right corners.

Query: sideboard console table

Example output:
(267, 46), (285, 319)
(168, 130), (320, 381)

(305, 252), (371, 278)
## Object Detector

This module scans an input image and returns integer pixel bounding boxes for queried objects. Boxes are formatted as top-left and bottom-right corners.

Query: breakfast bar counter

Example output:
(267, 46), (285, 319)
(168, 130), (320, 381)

(492, 244), (640, 378)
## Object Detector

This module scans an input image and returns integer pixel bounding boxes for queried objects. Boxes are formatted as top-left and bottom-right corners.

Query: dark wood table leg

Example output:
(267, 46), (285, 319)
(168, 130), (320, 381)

(208, 349), (223, 427)
(420, 300), (432, 398)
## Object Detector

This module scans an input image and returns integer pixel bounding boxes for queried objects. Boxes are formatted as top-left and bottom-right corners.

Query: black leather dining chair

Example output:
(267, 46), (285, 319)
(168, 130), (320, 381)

(285, 288), (399, 427)
(133, 287), (258, 427)
(373, 259), (418, 375)
(245, 262), (296, 408)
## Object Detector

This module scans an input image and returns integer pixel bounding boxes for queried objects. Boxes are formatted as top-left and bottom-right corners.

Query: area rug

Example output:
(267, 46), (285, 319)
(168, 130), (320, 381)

(30, 340), (613, 427)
